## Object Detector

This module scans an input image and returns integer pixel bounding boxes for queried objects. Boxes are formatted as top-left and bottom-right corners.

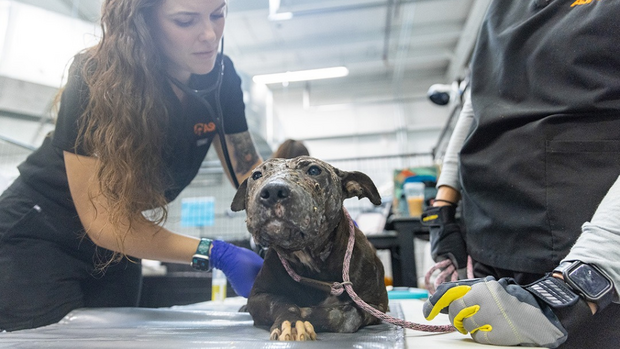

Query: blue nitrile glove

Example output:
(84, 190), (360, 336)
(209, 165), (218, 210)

(210, 240), (263, 298)
(423, 276), (568, 348)
(421, 205), (467, 269)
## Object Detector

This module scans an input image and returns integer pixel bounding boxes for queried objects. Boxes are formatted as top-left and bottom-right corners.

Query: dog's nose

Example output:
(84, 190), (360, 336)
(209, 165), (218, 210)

(259, 182), (291, 206)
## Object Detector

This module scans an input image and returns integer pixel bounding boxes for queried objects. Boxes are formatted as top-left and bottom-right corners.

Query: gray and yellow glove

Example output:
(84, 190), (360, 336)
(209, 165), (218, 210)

(423, 276), (568, 348)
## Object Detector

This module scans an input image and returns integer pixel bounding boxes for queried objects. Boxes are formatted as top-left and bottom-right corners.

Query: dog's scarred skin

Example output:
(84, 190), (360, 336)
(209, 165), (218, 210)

(231, 156), (389, 341)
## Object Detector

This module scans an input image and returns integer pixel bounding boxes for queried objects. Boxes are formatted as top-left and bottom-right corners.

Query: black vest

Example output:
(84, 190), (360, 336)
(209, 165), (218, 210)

(460, 0), (620, 273)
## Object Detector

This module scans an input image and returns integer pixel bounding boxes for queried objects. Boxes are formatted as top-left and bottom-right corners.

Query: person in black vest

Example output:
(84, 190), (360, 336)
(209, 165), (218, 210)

(0, 0), (264, 331)
(422, 1), (620, 348)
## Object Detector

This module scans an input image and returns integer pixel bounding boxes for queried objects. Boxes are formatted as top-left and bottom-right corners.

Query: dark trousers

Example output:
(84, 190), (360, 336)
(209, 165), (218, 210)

(474, 261), (620, 349)
(0, 178), (142, 331)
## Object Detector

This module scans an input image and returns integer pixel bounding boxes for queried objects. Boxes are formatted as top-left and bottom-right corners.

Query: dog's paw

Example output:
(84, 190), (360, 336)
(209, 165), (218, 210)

(270, 320), (317, 341)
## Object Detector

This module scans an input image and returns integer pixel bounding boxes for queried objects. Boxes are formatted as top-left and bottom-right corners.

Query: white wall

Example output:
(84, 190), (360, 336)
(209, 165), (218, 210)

(267, 86), (452, 160)
(0, 0), (99, 133)
(0, 1), (100, 87)
(0, 115), (53, 146)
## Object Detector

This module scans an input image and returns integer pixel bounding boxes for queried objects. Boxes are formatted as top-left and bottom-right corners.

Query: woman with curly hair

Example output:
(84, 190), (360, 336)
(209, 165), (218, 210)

(0, 0), (263, 331)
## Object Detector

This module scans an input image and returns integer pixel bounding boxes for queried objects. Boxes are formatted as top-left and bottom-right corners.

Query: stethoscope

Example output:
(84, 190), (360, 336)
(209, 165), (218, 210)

(168, 38), (240, 189)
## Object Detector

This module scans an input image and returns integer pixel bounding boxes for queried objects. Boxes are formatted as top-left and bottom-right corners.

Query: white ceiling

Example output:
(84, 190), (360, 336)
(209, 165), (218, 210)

(228, 0), (487, 90)
(5, 0), (491, 156)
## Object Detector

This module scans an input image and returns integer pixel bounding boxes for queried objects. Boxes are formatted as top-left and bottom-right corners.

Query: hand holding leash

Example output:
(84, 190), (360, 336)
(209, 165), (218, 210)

(423, 276), (568, 348)
(421, 204), (472, 293)
(421, 204), (467, 269)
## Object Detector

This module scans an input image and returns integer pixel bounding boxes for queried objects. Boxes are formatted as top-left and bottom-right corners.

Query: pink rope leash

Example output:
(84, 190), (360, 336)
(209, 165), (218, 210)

(424, 256), (474, 295)
(278, 208), (455, 333)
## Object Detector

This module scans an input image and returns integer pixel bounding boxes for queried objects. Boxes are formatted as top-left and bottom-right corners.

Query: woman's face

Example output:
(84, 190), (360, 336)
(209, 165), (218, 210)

(153, 0), (226, 83)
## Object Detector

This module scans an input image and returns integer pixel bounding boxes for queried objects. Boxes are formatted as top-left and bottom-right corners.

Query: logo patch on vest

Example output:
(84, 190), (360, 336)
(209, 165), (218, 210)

(194, 122), (216, 136)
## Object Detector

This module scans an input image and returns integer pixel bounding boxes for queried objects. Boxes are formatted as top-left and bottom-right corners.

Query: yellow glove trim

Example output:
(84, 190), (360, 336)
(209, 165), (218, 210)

(470, 324), (493, 334)
(425, 285), (472, 321)
(453, 304), (480, 334)
(422, 214), (438, 223)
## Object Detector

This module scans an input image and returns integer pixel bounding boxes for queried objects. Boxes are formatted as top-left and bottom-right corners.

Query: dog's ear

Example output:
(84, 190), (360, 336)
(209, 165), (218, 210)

(339, 170), (382, 206)
(231, 178), (249, 211)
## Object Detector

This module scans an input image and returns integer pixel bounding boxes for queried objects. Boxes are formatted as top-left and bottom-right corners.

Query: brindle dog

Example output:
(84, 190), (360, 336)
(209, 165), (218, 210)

(231, 156), (388, 341)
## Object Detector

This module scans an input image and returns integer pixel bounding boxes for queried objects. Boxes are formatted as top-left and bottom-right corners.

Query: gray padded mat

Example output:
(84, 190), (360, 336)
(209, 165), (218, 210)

(0, 299), (405, 348)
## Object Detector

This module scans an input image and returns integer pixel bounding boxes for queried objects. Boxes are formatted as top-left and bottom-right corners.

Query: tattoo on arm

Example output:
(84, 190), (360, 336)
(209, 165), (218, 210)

(228, 132), (260, 175)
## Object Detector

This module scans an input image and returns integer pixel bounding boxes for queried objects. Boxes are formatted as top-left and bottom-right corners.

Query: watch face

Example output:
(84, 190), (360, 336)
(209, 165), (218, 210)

(569, 264), (611, 298)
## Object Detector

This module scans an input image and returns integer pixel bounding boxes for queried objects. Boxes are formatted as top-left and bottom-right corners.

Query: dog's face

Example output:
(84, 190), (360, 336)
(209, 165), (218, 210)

(231, 156), (380, 252)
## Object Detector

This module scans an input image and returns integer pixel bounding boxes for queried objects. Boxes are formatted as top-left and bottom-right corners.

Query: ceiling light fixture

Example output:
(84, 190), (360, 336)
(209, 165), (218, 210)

(268, 0), (292, 21)
(252, 67), (349, 85)
(268, 12), (293, 21)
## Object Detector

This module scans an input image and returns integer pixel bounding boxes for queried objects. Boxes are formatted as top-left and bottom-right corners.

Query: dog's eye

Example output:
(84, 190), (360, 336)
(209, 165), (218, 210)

(307, 165), (322, 176)
(252, 171), (263, 180)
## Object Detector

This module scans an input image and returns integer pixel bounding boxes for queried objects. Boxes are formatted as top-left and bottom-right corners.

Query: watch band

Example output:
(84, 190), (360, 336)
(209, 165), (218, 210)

(525, 275), (580, 308)
(525, 275), (594, 336)
(191, 238), (212, 271)
(553, 261), (614, 311)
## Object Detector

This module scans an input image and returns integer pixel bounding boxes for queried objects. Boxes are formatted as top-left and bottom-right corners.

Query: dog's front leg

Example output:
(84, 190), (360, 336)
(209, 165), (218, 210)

(248, 292), (317, 341)
(298, 299), (384, 333)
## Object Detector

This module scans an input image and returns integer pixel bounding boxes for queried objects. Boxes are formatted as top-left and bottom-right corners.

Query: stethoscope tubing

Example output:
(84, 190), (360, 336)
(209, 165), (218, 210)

(168, 38), (240, 189)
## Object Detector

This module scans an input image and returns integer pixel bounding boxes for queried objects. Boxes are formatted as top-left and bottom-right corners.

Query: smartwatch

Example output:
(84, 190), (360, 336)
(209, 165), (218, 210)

(553, 261), (614, 311)
(191, 238), (212, 271)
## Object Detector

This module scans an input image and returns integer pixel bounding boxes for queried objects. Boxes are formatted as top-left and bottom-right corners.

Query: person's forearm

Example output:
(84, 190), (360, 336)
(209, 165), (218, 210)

(215, 132), (263, 186)
(85, 215), (200, 264)
(436, 89), (474, 191)
(563, 174), (620, 300)
(433, 185), (461, 206)
(65, 151), (200, 264)
(76, 186), (200, 263)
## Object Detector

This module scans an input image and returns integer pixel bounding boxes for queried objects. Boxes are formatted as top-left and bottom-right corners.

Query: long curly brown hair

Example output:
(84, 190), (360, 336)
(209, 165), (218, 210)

(77, 0), (170, 251)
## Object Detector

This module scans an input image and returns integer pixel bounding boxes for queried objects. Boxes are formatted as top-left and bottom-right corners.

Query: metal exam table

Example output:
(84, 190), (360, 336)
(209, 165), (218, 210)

(0, 297), (547, 348)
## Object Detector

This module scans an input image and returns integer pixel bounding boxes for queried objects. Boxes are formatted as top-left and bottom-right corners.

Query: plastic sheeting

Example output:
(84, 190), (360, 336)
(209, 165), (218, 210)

(0, 298), (405, 348)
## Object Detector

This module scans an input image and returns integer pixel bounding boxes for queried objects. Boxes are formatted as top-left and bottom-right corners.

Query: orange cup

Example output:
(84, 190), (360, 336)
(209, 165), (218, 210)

(404, 182), (425, 217)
